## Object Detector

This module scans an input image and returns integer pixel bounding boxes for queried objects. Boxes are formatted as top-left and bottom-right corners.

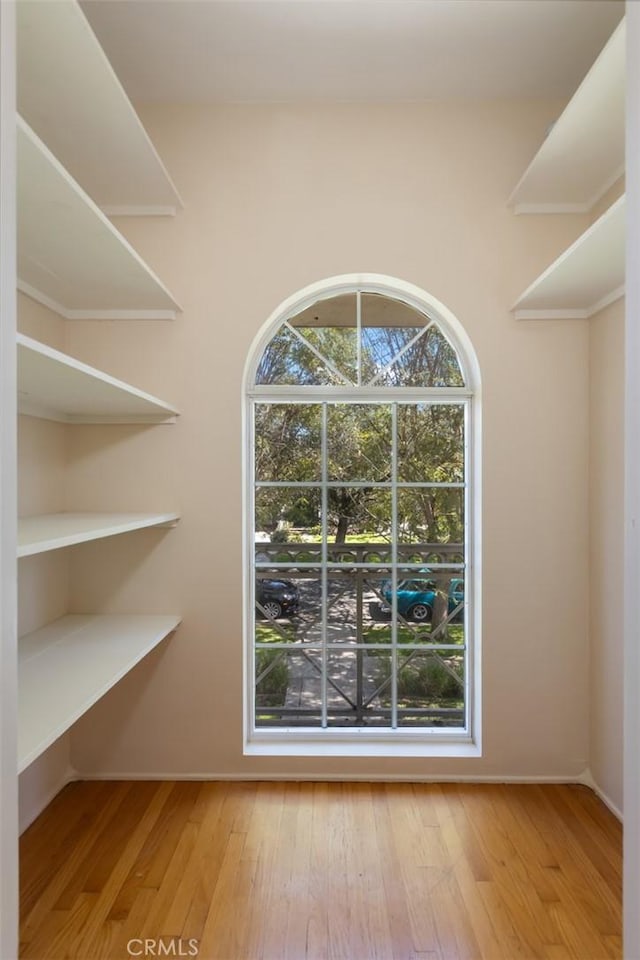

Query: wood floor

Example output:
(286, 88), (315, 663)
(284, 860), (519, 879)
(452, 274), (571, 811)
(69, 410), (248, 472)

(20, 781), (621, 960)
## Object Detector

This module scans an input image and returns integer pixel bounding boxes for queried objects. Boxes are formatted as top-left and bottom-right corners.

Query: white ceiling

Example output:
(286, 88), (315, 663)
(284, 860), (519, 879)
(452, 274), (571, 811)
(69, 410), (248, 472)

(81, 0), (624, 103)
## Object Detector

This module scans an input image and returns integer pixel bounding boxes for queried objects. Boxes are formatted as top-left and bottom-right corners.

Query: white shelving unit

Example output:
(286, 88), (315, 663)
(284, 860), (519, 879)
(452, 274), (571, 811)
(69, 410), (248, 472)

(14, 0), (183, 797)
(18, 512), (179, 559)
(3, 2), (182, 950)
(509, 19), (625, 213)
(17, 0), (182, 216)
(17, 117), (181, 321)
(18, 614), (181, 772)
(513, 195), (625, 320)
(18, 333), (179, 424)
(511, 17), (625, 322)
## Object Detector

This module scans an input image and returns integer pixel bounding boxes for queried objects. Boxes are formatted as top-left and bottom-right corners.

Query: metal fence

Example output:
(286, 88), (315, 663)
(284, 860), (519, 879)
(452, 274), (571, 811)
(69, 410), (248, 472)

(254, 541), (466, 728)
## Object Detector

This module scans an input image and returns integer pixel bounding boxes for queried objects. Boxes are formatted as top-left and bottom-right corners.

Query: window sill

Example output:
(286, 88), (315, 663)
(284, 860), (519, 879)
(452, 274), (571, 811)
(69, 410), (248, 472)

(245, 735), (482, 759)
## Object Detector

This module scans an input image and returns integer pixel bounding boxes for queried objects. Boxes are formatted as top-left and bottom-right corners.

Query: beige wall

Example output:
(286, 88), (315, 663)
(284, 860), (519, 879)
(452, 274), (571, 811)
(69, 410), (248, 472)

(21, 100), (589, 779)
(17, 292), (65, 350)
(589, 298), (624, 812)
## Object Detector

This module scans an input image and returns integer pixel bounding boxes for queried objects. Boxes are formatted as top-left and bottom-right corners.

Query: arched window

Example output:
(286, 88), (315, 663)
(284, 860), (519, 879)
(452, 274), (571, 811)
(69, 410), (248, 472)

(245, 276), (480, 755)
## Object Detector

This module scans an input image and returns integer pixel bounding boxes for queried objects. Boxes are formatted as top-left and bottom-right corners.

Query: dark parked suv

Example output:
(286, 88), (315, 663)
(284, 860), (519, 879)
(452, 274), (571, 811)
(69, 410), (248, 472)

(256, 578), (299, 619)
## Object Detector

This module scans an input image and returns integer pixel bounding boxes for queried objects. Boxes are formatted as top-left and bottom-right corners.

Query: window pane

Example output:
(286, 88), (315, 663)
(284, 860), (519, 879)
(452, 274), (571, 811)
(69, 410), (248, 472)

(255, 648), (290, 718)
(325, 651), (358, 724)
(396, 652), (465, 728)
(327, 403), (392, 482)
(376, 326), (465, 388)
(323, 570), (394, 646)
(255, 487), (321, 544)
(253, 572), (323, 641)
(398, 545), (464, 570)
(360, 293), (427, 384)
(326, 574), (359, 645)
(255, 403), (321, 482)
(326, 652), (391, 727)
(325, 487), (391, 548)
(371, 578), (437, 642)
(363, 573), (395, 639)
(397, 403), (464, 483)
(373, 573), (465, 644)
(290, 293), (357, 385)
(255, 325), (346, 386)
(293, 574), (324, 645)
(365, 604), (434, 648)
(397, 488), (464, 545)
(361, 652), (393, 726)
(255, 579), (299, 630)
(255, 650), (323, 727)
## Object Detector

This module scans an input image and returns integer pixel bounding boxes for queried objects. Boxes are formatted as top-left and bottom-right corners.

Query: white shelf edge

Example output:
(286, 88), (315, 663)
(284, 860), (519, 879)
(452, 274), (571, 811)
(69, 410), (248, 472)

(513, 203), (591, 216)
(17, 0), (183, 214)
(65, 309), (179, 321)
(586, 284), (626, 317)
(512, 196), (625, 320)
(18, 613), (181, 772)
(18, 512), (180, 558)
(101, 205), (178, 218)
(17, 281), (179, 323)
(17, 116), (182, 319)
(514, 285), (625, 321)
(512, 163), (625, 215)
(508, 19), (625, 212)
(17, 403), (178, 425)
(17, 332), (180, 424)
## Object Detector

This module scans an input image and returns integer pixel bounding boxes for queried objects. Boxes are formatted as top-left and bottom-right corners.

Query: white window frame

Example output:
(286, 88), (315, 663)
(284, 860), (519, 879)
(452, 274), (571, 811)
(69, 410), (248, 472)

(242, 274), (482, 758)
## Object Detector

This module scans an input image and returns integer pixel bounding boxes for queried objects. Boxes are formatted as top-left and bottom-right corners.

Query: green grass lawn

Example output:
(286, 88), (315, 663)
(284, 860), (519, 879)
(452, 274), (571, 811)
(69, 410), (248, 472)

(255, 622), (296, 644)
(256, 620), (463, 646)
(294, 531), (390, 544)
(364, 623), (464, 645)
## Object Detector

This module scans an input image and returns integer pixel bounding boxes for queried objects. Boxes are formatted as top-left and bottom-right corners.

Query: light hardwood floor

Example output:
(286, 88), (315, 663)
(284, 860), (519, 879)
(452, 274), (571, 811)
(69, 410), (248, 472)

(19, 781), (621, 960)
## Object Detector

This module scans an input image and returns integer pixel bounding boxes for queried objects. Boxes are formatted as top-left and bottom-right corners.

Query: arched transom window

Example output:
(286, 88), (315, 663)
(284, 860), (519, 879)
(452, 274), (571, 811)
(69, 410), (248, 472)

(245, 279), (479, 753)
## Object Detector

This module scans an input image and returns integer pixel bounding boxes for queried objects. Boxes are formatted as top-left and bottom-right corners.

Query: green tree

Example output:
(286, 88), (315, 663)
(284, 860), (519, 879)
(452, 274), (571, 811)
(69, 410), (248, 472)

(254, 322), (465, 543)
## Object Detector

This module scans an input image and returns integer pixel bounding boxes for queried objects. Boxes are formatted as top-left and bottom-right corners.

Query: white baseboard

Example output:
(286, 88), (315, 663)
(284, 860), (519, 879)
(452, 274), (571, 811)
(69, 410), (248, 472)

(74, 770), (584, 785)
(578, 767), (623, 822)
(29, 769), (622, 828)
(19, 767), (78, 834)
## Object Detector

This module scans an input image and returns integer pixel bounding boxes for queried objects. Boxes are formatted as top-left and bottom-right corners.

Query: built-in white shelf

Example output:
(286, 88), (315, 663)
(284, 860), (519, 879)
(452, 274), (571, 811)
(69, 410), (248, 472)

(18, 614), (181, 771)
(17, 117), (181, 321)
(17, 0), (181, 217)
(512, 196), (625, 320)
(17, 333), (179, 424)
(509, 19), (625, 214)
(18, 512), (179, 559)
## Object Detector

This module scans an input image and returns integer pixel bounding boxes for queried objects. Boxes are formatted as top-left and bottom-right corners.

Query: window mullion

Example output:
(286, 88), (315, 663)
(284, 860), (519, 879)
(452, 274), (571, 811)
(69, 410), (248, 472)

(250, 400), (257, 732)
(391, 402), (398, 729)
(464, 398), (472, 735)
(321, 402), (328, 727)
(356, 290), (362, 387)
